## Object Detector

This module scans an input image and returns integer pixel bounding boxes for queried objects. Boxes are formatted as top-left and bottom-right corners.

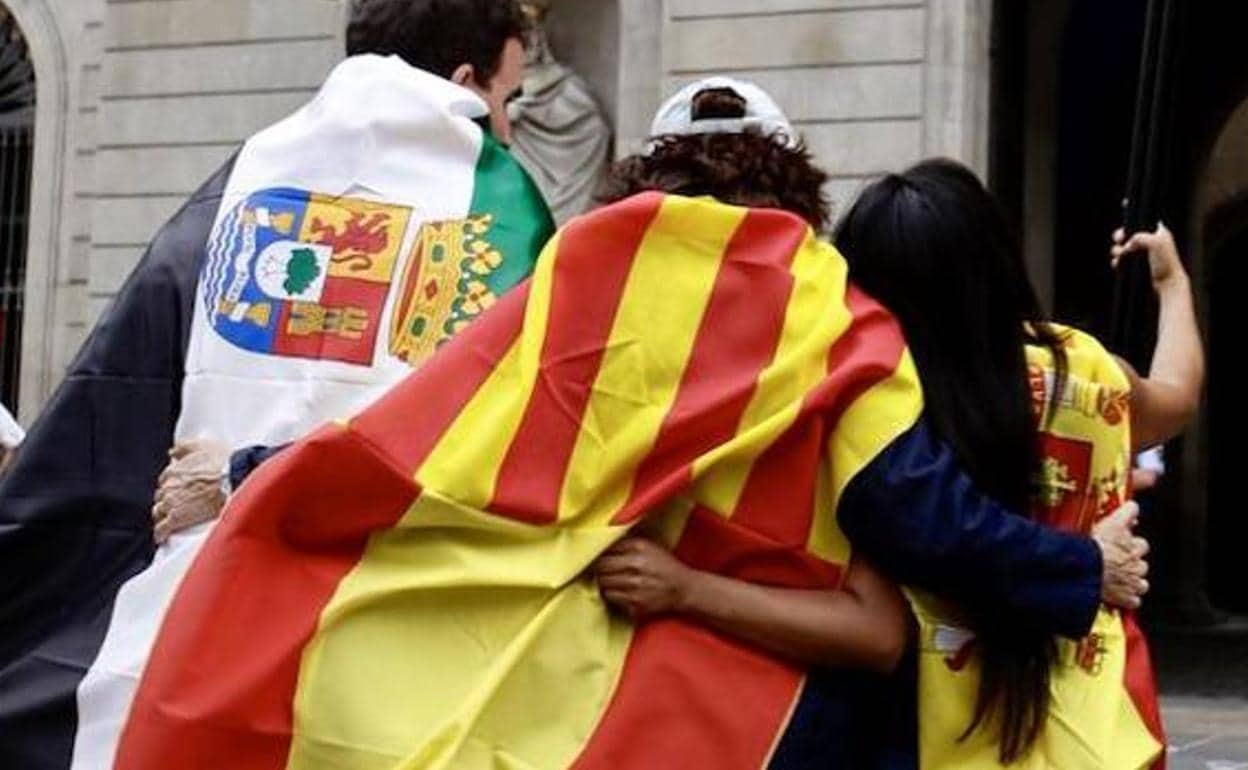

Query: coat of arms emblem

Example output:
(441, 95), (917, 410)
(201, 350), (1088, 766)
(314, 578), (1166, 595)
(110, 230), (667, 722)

(202, 188), (410, 365)
(202, 188), (510, 369)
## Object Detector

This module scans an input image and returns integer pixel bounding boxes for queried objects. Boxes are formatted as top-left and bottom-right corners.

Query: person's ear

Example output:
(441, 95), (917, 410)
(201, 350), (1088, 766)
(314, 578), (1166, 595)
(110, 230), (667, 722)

(450, 63), (476, 88)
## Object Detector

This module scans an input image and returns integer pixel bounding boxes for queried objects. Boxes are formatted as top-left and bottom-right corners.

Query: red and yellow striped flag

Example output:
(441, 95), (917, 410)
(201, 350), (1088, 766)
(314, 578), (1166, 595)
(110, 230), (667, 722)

(115, 192), (923, 770)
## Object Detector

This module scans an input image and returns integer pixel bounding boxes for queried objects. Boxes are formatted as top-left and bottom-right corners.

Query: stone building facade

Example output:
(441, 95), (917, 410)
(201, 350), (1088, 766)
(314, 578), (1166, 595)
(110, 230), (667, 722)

(1, 0), (993, 420)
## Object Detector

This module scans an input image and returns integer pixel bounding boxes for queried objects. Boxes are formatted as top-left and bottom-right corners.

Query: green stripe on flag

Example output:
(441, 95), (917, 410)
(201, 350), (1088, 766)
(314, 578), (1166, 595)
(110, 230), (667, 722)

(469, 133), (556, 296)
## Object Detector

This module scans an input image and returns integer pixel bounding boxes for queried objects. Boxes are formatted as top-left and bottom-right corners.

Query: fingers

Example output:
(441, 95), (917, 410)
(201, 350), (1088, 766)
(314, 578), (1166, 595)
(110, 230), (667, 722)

(150, 473), (229, 544)
(151, 494), (180, 544)
(596, 549), (648, 578)
(597, 537), (667, 574)
(1110, 222), (1169, 251)
(1094, 502), (1138, 542)
(607, 537), (659, 555)
(1106, 553), (1151, 609)
(599, 589), (641, 618)
(1109, 583), (1144, 609)
(154, 515), (175, 545)
(600, 540), (634, 558)
(152, 495), (173, 542)
(597, 572), (639, 592)
(1117, 579), (1149, 607)
(1097, 503), (1152, 611)
(1112, 501), (1141, 528)
(1109, 231), (1156, 267)
(594, 554), (640, 576)
(168, 441), (202, 460)
(157, 456), (198, 485)
(599, 539), (639, 560)
(600, 588), (631, 605)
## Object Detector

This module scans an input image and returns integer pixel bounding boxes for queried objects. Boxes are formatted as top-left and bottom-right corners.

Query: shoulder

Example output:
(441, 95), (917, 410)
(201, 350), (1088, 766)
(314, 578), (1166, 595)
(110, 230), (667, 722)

(1026, 322), (1128, 390)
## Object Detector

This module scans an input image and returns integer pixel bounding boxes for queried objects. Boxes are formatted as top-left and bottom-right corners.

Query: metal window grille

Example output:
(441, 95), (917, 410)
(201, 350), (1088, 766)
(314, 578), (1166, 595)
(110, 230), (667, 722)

(0, 7), (35, 413)
(0, 125), (31, 411)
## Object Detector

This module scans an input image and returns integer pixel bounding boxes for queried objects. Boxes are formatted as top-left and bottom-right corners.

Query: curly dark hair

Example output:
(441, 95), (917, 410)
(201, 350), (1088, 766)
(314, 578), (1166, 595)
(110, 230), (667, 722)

(598, 89), (830, 232)
(347, 0), (527, 84)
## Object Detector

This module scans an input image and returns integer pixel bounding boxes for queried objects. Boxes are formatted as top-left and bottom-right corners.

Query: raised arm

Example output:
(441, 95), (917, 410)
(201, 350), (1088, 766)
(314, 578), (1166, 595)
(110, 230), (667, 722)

(1111, 223), (1205, 450)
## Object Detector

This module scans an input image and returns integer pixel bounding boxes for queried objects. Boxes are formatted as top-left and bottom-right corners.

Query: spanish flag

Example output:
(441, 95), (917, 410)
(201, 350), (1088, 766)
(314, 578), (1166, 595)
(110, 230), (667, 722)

(116, 192), (923, 769)
(908, 328), (1165, 769)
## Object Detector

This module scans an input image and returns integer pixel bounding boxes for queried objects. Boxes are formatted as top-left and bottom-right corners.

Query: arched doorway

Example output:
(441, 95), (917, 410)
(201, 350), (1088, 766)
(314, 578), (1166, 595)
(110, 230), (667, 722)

(1191, 97), (1248, 614)
(0, 6), (32, 414)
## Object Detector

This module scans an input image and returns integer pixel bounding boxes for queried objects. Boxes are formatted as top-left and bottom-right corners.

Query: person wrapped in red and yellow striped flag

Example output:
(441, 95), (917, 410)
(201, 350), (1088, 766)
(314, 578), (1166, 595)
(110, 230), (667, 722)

(113, 83), (1149, 770)
(834, 159), (1203, 768)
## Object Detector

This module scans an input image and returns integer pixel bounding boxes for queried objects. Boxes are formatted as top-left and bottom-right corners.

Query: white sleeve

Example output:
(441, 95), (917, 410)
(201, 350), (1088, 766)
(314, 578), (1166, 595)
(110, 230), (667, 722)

(1136, 446), (1166, 475)
(0, 404), (24, 449)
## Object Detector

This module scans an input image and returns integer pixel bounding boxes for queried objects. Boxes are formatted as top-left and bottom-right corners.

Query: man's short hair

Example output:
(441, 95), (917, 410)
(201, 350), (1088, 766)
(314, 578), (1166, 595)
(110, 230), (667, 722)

(347, 0), (527, 84)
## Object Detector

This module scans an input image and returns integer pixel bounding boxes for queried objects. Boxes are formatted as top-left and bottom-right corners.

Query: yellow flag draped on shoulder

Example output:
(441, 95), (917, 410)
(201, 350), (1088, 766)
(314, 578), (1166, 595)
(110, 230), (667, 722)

(909, 326), (1165, 769)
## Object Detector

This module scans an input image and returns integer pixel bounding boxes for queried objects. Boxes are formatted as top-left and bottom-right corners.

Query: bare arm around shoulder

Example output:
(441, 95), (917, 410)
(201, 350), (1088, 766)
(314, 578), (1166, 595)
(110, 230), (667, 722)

(1111, 223), (1206, 450)
(594, 537), (910, 674)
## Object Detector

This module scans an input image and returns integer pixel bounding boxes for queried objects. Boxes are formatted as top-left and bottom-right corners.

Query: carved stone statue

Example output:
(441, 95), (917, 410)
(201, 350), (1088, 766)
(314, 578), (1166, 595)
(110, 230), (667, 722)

(507, 0), (613, 225)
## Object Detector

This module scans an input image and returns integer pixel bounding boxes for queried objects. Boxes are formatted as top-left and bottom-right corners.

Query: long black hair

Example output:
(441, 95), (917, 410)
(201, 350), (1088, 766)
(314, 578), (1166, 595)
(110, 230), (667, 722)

(835, 159), (1067, 763)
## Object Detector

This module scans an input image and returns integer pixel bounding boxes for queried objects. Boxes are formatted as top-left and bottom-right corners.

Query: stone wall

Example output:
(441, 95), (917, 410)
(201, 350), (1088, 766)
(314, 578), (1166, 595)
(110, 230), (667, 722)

(16, 0), (992, 417)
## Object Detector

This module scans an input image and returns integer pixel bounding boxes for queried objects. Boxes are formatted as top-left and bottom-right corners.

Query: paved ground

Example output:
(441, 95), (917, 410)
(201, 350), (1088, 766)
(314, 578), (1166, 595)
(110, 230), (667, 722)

(1162, 695), (1248, 768)
(1148, 613), (1248, 766)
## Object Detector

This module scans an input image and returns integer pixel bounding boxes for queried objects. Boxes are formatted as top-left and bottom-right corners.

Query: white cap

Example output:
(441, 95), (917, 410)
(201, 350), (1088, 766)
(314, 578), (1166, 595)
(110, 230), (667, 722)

(649, 77), (797, 148)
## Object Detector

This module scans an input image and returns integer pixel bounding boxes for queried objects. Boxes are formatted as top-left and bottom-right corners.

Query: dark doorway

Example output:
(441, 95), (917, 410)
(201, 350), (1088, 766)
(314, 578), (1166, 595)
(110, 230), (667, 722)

(989, 0), (1248, 624)
(987, 0), (1027, 225)
(1206, 217), (1247, 612)
(1052, 0), (1147, 339)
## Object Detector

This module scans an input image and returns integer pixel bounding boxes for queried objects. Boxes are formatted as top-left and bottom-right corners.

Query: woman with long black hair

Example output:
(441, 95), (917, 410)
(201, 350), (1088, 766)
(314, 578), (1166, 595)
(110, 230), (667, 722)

(832, 159), (1203, 767)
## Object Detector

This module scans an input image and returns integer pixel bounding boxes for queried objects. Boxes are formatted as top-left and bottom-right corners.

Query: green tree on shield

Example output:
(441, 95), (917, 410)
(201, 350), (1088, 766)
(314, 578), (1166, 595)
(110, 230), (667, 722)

(284, 248), (322, 296)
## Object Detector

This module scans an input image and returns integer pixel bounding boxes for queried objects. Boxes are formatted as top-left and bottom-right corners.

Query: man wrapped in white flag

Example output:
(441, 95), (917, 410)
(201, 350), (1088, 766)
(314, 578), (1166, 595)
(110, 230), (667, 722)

(0, 3), (553, 767)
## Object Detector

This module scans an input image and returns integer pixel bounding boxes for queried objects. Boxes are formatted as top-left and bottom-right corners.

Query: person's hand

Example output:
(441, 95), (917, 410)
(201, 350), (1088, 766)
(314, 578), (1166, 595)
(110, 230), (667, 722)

(152, 439), (231, 544)
(1091, 502), (1150, 610)
(1111, 223), (1187, 291)
(594, 536), (695, 619)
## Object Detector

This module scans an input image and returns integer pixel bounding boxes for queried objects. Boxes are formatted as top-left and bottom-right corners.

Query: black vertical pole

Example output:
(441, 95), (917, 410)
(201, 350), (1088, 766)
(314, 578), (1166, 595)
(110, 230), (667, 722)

(1113, 0), (1178, 358)
(1121, 0), (1162, 235)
